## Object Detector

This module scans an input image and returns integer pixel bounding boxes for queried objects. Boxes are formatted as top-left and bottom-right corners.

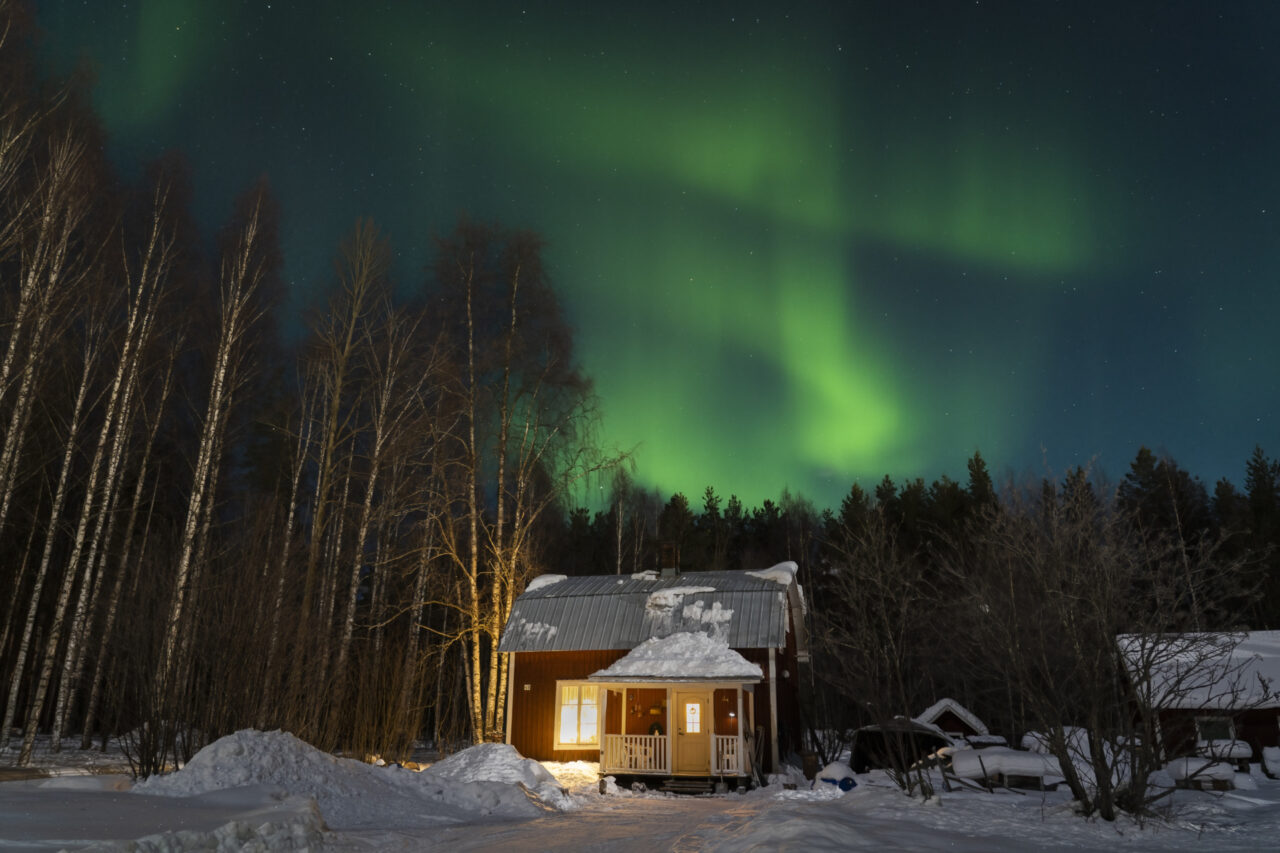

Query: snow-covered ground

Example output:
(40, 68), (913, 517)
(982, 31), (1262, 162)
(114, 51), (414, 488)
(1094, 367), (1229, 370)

(4, 730), (1280, 851)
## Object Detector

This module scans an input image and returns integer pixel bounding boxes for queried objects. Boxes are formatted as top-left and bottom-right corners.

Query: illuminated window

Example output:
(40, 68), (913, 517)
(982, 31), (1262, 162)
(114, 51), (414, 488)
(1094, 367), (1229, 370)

(556, 683), (599, 748)
(685, 702), (701, 734)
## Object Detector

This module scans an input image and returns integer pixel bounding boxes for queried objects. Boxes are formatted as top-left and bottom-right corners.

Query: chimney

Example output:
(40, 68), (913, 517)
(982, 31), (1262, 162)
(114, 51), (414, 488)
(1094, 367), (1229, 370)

(659, 543), (679, 578)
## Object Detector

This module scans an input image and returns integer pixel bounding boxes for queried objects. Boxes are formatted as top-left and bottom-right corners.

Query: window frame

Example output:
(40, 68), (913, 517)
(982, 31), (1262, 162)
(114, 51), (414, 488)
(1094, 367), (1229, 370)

(553, 680), (601, 750)
(1194, 715), (1236, 744)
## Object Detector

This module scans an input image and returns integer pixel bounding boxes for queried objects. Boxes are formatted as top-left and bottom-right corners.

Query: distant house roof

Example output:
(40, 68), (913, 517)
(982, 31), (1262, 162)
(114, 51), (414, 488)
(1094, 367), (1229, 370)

(1118, 630), (1280, 710)
(498, 563), (807, 654)
(916, 697), (989, 736)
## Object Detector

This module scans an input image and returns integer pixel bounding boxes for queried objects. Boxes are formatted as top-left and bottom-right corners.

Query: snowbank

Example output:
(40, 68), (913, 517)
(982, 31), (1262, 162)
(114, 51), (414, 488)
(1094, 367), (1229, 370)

(1197, 738), (1251, 760)
(134, 730), (566, 830)
(951, 747), (1062, 781)
(1165, 756), (1235, 783)
(1265, 745), (1280, 777)
(428, 742), (571, 810)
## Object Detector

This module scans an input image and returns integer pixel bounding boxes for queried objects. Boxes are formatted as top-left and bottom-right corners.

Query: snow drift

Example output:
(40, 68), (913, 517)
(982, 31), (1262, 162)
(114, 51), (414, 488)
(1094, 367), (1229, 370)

(134, 729), (568, 830)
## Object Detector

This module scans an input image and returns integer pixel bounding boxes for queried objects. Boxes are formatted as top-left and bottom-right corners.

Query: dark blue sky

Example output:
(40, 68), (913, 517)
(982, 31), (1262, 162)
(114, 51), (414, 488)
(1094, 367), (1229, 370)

(33, 1), (1280, 507)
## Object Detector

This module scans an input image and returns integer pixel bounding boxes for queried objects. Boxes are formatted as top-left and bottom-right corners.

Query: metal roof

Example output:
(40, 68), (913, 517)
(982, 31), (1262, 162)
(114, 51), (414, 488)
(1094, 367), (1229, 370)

(498, 569), (803, 653)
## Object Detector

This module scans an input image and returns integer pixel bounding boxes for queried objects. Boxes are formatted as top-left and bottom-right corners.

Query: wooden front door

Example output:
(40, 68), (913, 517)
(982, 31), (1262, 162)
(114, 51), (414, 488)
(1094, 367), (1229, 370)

(674, 689), (711, 773)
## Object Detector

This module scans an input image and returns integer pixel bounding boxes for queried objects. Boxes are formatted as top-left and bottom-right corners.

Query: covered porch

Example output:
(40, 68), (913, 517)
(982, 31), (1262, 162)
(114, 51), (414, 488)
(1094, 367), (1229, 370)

(586, 631), (763, 779)
(593, 682), (754, 777)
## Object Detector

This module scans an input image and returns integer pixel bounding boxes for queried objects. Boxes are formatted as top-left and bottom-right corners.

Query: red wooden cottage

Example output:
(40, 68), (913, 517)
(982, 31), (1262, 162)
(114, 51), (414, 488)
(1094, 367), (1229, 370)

(1120, 631), (1280, 765)
(498, 563), (808, 787)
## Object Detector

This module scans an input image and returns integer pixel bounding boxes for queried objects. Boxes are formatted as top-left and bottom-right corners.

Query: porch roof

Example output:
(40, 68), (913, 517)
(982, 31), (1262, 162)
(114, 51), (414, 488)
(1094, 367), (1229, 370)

(588, 632), (763, 683)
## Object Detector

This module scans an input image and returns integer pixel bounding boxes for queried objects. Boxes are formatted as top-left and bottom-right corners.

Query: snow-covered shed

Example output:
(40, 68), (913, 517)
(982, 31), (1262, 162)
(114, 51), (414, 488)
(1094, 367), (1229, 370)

(915, 697), (990, 741)
(498, 563), (808, 782)
(1119, 631), (1280, 763)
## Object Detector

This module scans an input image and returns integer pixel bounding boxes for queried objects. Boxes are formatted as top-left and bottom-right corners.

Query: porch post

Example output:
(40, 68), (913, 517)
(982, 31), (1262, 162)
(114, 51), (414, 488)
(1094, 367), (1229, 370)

(736, 686), (745, 775)
(768, 648), (779, 771)
(599, 685), (607, 766)
(665, 686), (673, 773)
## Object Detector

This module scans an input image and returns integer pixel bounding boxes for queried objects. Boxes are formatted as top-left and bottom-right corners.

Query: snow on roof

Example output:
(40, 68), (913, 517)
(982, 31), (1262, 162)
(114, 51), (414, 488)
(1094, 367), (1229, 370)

(525, 574), (567, 593)
(745, 561), (798, 586)
(916, 697), (990, 736)
(1118, 631), (1280, 710)
(498, 567), (805, 653)
(589, 632), (763, 682)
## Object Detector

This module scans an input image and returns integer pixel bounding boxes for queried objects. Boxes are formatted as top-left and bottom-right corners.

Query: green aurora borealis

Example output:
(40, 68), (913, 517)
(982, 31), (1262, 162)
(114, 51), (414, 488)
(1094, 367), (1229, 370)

(34, 1), (1280, 507)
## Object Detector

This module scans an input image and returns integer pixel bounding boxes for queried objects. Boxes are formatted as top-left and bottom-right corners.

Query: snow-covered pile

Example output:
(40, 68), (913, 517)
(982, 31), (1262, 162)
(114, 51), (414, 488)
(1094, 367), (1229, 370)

(1166, 756), (1236, 783)
(134, 730), (566, 830)
(1198, 738), (1252, 760)
(591, 632), (763, 680)
(951, 747), (1062, 782)
(427, 742), (572, 810)
(1265, 746), (1280, 777)
(107, 790), (327, 853)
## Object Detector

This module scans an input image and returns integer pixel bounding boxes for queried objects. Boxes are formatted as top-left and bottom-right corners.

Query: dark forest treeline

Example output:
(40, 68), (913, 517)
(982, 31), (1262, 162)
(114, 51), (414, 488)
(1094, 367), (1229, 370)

(0, 1), (614, 771)
(2, 1), (1279, 813)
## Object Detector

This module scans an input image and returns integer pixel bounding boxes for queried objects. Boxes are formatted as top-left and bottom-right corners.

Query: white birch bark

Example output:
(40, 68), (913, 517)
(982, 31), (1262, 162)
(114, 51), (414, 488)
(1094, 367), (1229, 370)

(0, 131), (87, 540)
(52, 192), (173, 748)
(0, 322), (99, 752)
(79, 345), (176, 748)
(156, 195), (266, 690)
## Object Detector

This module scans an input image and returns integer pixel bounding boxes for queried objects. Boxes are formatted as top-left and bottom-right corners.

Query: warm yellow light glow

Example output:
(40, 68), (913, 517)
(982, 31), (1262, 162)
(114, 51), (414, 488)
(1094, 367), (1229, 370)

(685, 702), (701, 734)
(558, 684), (599, 745)
(580, 685), (599, 744)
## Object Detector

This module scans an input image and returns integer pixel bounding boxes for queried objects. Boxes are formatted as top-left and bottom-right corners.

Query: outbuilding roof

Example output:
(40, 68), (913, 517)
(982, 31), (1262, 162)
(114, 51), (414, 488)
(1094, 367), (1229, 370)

(1118, 630), (1280, 710)
(498, 563), (807, 654)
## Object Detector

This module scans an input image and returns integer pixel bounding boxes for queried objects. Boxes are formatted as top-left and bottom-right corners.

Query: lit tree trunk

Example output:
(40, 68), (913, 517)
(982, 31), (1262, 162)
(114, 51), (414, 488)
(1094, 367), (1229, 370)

(462, 256), (484, 742)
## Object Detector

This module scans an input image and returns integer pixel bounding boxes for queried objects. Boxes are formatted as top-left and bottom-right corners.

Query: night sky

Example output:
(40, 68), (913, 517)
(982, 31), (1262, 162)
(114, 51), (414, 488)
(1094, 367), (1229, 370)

(33, 1), (1280, 508)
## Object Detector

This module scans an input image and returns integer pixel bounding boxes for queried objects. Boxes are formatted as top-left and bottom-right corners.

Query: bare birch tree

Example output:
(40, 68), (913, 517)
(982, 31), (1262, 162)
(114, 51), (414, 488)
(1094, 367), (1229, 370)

(156, 184), (274, 693)
(431, 222), (619, 742)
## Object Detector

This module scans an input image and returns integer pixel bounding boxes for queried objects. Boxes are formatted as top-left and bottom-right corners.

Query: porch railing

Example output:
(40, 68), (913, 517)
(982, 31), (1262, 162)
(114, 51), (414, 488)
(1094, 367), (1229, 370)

(714, 735), (741, 775)
(601, 733), (745, 776)
(602, 734), (668, 774)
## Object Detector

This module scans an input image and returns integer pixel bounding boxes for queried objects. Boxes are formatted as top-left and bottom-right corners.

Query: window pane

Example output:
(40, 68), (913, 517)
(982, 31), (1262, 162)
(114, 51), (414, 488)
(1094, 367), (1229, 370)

(562, 684), (578, 704)
(1197, 717), (1234, 741)
(581, 685), (598, 704)
(686, 702), (701, 734)
(560, 704), (579, 744)
(580, 703), (599, 743)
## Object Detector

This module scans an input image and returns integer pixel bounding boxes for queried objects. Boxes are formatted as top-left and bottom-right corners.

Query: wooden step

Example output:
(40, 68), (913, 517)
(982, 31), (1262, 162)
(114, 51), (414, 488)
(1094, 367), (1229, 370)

(660, 777), (716, 795)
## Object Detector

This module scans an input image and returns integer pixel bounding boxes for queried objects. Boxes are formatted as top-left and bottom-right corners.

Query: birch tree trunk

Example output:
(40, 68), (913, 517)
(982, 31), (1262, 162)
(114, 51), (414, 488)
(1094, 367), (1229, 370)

(52, 185), (174, 749)
(156, 189), (268, 692)
(0, 129), (87, 542)
(79, 346), (177, 749)
(1, 321), (100, 752)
